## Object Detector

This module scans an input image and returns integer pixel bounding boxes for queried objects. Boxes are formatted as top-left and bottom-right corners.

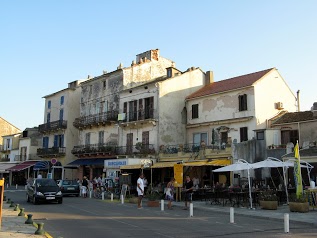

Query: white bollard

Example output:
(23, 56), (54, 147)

(230, 207), (234, 223)
(16, 184), (18, 189)
(284, 213), (289, 233)
(6, 183), (8, 188)
(189, 203), (193, 217)
(111, 193), (113, 201)
(120, 194), (124, 204)
(161, 199), (164, 211)
(102, 192), (104, 200)
(89, 190), (92, 198)
(25, 185), (27, 190)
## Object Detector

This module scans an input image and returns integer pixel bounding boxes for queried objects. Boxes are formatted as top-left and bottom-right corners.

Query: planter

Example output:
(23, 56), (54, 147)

(259, 200), (278, 210)
(128, 197), (138, 204)
(289, 202), (309, 213)
(147, 200), (160, 207)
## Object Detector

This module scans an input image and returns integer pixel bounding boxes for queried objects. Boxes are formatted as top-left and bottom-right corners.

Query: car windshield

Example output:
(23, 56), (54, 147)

(36, 179), (57, 187)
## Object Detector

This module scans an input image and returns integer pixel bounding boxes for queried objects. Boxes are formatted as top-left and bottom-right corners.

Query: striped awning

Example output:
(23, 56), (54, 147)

(34, 161), (50, 170)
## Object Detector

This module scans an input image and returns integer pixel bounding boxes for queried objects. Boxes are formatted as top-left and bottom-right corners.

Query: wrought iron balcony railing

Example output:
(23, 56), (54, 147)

(38, 120), (67, 133)
(37, 147), (66, 157)
(71, 143), (155, 156)
(122, 108), (157, 123)
(73, 111), (119, 128)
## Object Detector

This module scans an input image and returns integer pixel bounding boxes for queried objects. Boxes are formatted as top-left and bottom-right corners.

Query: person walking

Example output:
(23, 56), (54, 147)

(82, 176), (88, 198)
(137, 173), (144, 209)
(165, 178), (175, 209)
(183, 175), (194, 210)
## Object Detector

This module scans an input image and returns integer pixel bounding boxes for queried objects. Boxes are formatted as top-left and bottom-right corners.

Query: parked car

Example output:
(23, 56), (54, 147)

(27, 178), (63, 204)
(57, 179), (80, 197)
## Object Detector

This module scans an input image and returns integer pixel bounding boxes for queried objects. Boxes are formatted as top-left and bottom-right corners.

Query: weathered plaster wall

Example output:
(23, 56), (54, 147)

(0, 118), (21, 143)
(158, 69), (205, 146)
(254, 69), (297, 128)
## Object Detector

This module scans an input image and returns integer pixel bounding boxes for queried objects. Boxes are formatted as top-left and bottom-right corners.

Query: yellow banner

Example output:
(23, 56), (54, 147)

(174, 164), (183, 187)
(294, 142), (303, 198)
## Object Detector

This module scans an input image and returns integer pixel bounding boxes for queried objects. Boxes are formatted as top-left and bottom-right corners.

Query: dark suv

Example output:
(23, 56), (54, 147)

(27, 178), (63, 204)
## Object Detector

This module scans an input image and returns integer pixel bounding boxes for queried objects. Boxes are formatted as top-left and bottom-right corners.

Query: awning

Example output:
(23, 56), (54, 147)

(0, 163), (18, 173)
(151, 162), (177, 168)
(6, 160), (38, 172)
(67, 158), (107, 166)
(206, 159), (231, 166)
(34, 161), (50, 170)
(120, 164), (142, 170)
(183, 161), (208, 166)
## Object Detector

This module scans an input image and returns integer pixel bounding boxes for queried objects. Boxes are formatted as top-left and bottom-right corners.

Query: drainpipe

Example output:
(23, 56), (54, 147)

(297, 90), (300, 112)
(298, 122), (301, 145)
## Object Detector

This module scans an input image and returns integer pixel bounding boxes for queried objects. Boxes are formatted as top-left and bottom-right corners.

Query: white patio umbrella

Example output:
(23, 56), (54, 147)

(213, 159), (254, 209)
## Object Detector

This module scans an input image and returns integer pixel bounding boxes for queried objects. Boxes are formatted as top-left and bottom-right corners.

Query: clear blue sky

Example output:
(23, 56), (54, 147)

(1, 1), (316, 131)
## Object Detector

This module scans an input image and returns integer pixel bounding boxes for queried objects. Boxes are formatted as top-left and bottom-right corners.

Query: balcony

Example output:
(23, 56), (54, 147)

(38, 120), (67, 133)
(73, 111), (119, 129)
(37, 147), (66, 158)
(71, 143), (155, 157)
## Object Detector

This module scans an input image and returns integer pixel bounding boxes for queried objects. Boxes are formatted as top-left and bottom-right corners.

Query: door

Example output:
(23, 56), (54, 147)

(142, 131), (149, 152)
(126, 133), (133, 154)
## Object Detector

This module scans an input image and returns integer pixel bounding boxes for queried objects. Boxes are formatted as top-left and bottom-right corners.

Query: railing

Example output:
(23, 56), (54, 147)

(122, 108), (157, 123)
(38, 120), (67, 133)
(71, 143), (156, 156)
(160, 143), (232, 154)
(37, 147), (66, 157)
(73, 111), (119, 128)
(71, 143), (117, 155)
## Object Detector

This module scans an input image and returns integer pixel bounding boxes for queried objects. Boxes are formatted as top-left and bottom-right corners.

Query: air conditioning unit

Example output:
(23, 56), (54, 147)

(276, 102), (284, 110)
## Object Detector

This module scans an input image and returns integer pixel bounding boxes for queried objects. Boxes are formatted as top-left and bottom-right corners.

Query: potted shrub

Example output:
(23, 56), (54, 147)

(289, 193), (309, 213)
(258, 190), (278, 210)
(146, 191), (161, 207)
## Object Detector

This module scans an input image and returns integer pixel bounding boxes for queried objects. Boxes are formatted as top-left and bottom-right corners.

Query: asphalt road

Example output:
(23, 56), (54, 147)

(4, 189), (317, 238)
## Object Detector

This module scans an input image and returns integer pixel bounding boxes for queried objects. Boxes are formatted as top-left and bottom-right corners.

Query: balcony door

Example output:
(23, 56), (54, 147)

(126, 133), (133, 154)
(142, 131), (149, 151)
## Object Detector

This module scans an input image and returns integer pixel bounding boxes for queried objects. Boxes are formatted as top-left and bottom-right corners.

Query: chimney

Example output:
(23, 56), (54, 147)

(313, 102), (317, 117)
(117, 63), (123, 70)
(205, 71), (214, 85)
(297, 90), (300, 112)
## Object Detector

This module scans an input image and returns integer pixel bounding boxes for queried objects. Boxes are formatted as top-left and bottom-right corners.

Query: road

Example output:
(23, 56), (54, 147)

(4, 189), (317, 238)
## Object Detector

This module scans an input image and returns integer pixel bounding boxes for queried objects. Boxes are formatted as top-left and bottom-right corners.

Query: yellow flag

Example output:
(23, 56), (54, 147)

(294, 142), (303, 198)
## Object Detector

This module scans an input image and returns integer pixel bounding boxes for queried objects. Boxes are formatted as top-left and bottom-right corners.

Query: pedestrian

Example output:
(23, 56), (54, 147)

(137, 173), (144, 209)
(183, 175), (194, 210)
(37, 172), (42, 179)
(82, 176), (88, 198)
(165, 178), (175, 209)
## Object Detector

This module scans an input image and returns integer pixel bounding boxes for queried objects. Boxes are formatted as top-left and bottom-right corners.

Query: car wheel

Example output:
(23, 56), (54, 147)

(33, 196), (38, 205)
(58, 199), (63, 204)
(26, 194), (30, 202)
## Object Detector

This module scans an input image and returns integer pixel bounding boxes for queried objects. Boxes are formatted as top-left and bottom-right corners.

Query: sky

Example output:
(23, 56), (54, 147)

(1, 1), (317, 131)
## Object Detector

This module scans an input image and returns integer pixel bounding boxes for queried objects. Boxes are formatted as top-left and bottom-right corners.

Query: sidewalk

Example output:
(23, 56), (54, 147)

(172, 200), (317, 226)
(0, 202), (47, 238)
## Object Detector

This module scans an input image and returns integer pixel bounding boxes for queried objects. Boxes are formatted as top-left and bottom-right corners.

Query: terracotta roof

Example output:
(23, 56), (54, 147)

(186, 68), (274, 99)
(272, 111), (317, 125)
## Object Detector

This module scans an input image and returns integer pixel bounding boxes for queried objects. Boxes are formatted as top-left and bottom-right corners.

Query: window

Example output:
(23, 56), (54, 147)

(47, 113), (51, 124)
(256, 131), (264, 140)
(42, 137), (49, 148)
(6, 139), (10, 149)
(60, 96), (64, 105)
(98, 131), (104, 144)
(238, 94), (248, 111)
(192, 104), (199, 119)
(144, 96), (154, 119)
(85, 133), (91, 145)
(48, 101), (51, 109)
(167, 68), (172, 78)
(240, 127), (248, 142)
(54, 135), (64, 147)
(59, 109), (64, 121)
(103, 81), (107, 89)
(193, 133), (207, 146)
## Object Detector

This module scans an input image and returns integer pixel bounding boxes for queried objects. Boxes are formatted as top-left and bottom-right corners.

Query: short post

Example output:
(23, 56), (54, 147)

(14, 203), (20, 211)
(18, 208), (25, 216)
(101, 192), (105, 200)
(189, 203), (193, 217)
(25, 185), (27, 190)
(6, 183), (8, 188)
(161, 199), (164, 211)
(9, 201), (15, 207)
(89, 190), (92, 198)
(284, 213), (289, 233)
(111, 193), (113, 201)
(25, 214), (34, 224)
(35, 222), (45, 235)
(230, 207), (234, 223)
(16, 184), (18, 189)
(120, 194), (124, 204)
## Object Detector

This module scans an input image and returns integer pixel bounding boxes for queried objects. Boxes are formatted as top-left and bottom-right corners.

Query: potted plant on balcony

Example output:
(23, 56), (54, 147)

(258, 190), (278, 210)
(289, 193), (309, 213)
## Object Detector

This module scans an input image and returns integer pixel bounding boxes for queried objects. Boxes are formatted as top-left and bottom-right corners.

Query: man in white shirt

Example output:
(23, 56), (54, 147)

(137, 173), (144, 209)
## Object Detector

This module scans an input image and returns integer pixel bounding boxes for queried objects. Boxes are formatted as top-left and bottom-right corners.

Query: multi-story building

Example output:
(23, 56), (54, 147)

(37, 79), (86, 179)
(71, 49), (176, 180)
(183, 68), (297, 185)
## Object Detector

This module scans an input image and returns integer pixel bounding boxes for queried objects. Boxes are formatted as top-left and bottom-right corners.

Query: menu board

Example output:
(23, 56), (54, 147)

(174, 164), (183, 187)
